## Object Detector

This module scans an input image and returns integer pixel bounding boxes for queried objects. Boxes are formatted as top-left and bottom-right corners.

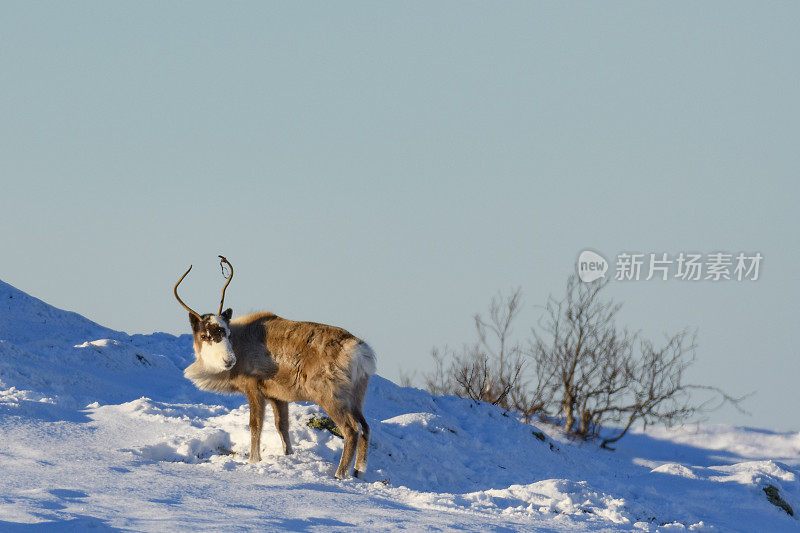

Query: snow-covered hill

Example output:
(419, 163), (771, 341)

(0, 279), (797, 531)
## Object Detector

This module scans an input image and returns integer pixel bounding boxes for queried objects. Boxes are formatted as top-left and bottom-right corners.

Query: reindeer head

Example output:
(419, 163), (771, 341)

(174, 256), (237, 373)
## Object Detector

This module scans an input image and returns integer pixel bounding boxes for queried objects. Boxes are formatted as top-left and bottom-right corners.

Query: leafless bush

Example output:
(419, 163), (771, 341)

(401, 289), (526, 412)
(404, 276), (746, 447)
(530, 276), (746, 448)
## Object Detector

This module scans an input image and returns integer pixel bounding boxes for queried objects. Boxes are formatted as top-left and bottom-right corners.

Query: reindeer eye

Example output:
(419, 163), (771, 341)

(200, 334), (208, 340)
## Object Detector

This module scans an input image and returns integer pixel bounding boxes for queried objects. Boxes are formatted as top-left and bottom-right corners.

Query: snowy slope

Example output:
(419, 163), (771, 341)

(0, 279), (798, 531)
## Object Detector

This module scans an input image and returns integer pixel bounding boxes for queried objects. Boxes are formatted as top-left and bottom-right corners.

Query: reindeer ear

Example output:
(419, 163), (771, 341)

(221, 308), (233, 321)
(189, 313), (201, 330)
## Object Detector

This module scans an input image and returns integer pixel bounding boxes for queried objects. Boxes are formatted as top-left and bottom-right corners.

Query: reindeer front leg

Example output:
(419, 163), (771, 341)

(245, 388), (265, 463)
(268, 398), (293, 455)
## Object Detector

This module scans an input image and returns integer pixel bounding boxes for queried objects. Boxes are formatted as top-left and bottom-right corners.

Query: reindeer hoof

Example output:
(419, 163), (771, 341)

(334, 470), (349, 480)
(249, 455), (261, 464)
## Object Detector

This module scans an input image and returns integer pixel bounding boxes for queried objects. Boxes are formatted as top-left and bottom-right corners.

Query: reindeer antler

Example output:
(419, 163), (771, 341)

(174, 265), (202, 320)
(217, 255), (234, 315)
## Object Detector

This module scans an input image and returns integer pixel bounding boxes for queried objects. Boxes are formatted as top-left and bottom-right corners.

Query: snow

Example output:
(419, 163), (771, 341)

(0, 278), (798, 531)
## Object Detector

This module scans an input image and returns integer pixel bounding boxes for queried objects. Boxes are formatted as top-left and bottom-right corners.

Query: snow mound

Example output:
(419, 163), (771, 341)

(136, 430), (234, 463)
(0, 279), (120, 347)
(0, 278), (798, 531)
(651, 463), (698, 479)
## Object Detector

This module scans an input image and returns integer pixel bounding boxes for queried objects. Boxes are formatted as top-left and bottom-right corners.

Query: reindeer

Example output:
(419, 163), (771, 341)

(173, 256), (376, 479)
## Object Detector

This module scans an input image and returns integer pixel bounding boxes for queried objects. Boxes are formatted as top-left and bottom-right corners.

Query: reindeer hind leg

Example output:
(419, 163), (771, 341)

(326, 409), (359, 480)
(353, 410), (370, 478)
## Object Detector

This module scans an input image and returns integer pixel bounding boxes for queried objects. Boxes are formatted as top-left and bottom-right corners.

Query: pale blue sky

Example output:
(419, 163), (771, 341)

(2, 2), (797, 430)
